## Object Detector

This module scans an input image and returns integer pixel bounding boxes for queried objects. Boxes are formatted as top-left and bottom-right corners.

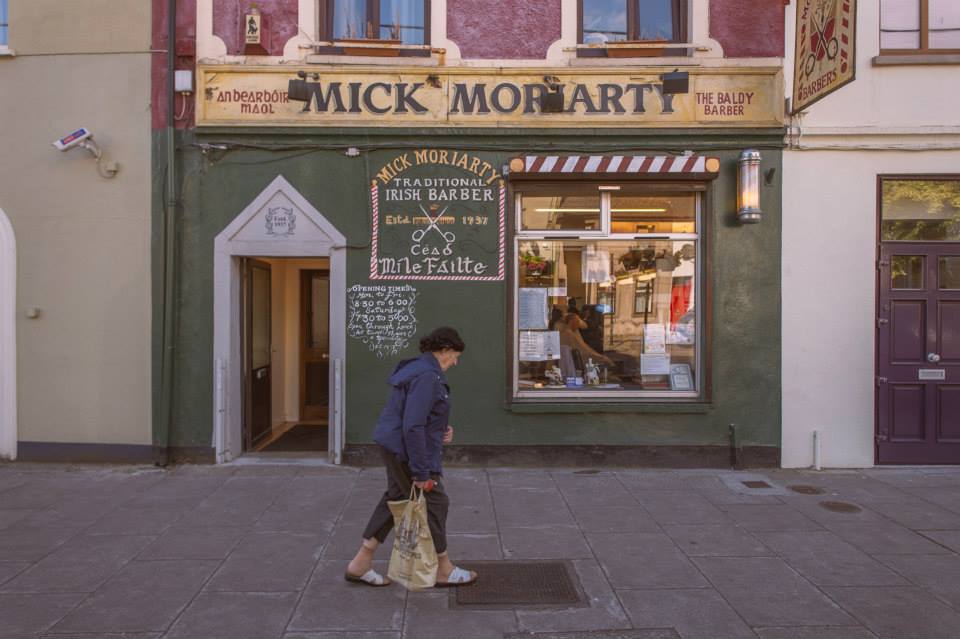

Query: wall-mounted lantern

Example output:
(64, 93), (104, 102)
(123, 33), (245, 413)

(737, 149), (762, 224)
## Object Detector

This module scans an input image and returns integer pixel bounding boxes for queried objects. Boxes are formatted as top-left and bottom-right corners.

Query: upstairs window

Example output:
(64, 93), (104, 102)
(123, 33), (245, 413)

(580, 0), (686, 45)
(0, 0), (8, 48)
(323, 0), (428, 45)
(880, 0), (960, 53)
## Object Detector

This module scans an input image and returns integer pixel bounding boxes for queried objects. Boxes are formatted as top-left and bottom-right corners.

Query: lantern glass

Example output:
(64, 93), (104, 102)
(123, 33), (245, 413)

(737, 149), (762, 223)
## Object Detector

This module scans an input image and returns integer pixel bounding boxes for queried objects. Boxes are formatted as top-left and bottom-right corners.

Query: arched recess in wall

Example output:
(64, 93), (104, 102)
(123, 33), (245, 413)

(0, 207), (16, 461)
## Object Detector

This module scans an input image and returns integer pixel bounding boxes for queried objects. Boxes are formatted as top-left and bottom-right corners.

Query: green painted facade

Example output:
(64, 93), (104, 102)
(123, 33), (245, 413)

(153, 127), (783, 457)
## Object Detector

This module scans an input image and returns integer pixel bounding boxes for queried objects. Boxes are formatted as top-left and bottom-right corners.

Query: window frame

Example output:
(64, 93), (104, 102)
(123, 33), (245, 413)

(877, 174), (960, 242)
(319, 0), (431, 45)
(0, 0), (9, 50)
(510, 180), (706, 401)
(880, 0), (960, 55)
(577, 0), (688, 46)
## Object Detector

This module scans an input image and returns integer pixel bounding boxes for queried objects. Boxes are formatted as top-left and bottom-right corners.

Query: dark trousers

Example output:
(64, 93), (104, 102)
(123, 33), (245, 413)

(362, 446), (450, 554)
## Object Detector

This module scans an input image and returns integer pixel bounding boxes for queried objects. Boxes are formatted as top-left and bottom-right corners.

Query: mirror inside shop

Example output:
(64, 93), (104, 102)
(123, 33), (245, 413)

(517, 239), (697, 393)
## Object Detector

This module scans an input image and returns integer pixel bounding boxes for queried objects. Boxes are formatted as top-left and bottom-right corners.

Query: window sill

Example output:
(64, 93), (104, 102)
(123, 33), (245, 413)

(507, 401), (712, 414)
(0, 48), (14, 57)
(306, 52), (438, 66)
(873, 54), (960, 66)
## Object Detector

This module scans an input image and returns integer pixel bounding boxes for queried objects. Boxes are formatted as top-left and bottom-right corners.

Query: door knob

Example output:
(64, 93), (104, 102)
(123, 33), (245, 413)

(928, 353), (941, 363)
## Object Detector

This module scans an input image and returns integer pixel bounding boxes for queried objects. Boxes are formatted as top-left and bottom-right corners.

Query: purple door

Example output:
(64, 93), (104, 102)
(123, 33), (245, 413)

(877, 243), (960, 463)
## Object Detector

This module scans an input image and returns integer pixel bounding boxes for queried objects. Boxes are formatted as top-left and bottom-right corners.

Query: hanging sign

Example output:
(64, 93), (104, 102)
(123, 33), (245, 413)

(369, 149), (505, 281)
(196, 66), (784, 128)
(792, 0), (856, 114)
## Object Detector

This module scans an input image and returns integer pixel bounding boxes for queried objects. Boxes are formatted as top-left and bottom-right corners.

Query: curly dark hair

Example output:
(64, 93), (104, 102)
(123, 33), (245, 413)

(419, 326), (466, 353)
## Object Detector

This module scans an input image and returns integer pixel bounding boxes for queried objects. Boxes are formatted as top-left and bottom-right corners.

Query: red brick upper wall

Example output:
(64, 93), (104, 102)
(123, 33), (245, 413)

(447, 0), (562, 59)
(710, 0), (785, 57)
(214, 0), (299, 56)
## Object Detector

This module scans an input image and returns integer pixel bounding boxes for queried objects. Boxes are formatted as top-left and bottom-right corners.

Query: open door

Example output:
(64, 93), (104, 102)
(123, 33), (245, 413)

(301, 269), (330, 422)
(243, 258), (272, 451)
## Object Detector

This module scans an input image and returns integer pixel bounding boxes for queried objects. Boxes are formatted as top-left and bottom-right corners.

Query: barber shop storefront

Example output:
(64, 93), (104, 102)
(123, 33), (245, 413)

(170, 65), (785, 466)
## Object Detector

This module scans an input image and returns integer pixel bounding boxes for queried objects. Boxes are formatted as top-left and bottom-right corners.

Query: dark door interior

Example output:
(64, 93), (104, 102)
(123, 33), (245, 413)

(301, 269), (330, 422)
(244, 259), (272, 451)
(877, 243), (960, 463)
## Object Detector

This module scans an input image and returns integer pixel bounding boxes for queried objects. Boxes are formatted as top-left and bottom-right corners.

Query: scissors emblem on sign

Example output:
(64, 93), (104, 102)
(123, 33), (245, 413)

(412, 204), (455, 244)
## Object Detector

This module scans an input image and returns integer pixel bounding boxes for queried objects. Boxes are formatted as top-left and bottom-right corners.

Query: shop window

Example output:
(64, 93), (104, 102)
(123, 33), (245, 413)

(880, 0), (960, 53)
(322, 0), (428, 45)
(880, 177), (960, 241)
(514, 185), (701, 399)
(0, 0), (8, 48)
(579, 0), (688, 56)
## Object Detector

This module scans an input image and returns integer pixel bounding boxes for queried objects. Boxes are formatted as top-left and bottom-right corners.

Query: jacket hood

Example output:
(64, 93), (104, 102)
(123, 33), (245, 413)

(388, 353), (443, 386)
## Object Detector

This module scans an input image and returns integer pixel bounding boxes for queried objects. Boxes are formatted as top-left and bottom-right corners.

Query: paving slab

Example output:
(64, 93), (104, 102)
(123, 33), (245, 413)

(287, 560), (406, 632)
(754, 628), (877, 639)
(618, 588), (757, 639)
(165, 591), (300, 639)
(692, 556), (856, 627)
(516, 559), (631, 632)
(915, 529), (960, 553)
(85, 506), (185, 536)
(868, 500), (960, 530)
(570, 505), (661, 533)
(755, 531), (908, 587)
(136, 525), (245, 560)
(445, 533), (503, 560)
(285, 633), (400, 639)
(206, 531), (324, 592)
(874, 553), (960, 608)
(664, 524), (772, 558)
(50, 559), (220, 633)
(587, 532), (709, 589)
(0, 561), (29, 587)
(446, 503), (499, 534)
(721, 505), (824, 532)
(0, 508), (33, 529)
(403, 590), (518, 639)
(501, 525), (593, 560)
(829, 522), (953, 555)
(492, 488), (577, 528)
(508, 628), (680, 638)
(629, 491), (730, 525)
(0, 527), (76, 561)
(0, 592), (87, 639)
(822, 586), (960, 639)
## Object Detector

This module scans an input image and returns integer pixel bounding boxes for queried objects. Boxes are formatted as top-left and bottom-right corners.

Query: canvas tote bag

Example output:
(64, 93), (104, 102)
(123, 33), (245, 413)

(387, 486), (438, 590)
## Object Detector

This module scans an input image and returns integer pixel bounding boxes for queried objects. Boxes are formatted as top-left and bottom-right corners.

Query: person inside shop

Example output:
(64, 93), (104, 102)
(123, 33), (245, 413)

(345, 327), (478, 588)
(557, 312), (614, 368)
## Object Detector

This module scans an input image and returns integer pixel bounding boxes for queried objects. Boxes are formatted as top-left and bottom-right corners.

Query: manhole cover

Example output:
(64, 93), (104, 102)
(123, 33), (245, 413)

(819, 500), (862, 513)
(573, 469), (601, 475)
(742, 480), (772, 489)
(452, 561), (584, 609)
(789, 485), (826, 495)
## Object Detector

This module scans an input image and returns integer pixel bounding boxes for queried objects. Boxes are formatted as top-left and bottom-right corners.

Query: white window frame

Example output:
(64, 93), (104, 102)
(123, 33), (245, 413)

(0, 0), (10, 52)
(512, 183), (704, 401)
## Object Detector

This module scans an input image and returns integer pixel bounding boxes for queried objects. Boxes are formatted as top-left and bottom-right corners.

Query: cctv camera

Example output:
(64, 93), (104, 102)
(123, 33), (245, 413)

(52, 127), (93, 152)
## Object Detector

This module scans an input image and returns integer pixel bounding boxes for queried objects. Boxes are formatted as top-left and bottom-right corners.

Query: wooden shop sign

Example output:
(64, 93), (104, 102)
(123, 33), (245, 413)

(197, 66), (784, 128)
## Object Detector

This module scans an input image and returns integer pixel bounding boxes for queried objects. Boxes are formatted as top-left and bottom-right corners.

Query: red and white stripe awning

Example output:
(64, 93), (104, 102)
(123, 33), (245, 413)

(509, 154), (721, 176)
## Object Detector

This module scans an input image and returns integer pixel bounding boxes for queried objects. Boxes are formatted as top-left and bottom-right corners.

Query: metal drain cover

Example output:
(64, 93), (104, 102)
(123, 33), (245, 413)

(451, 561), (584, 609)
(789, 485), (826, 495)
(819, 500), (862, 513)
(742, 480), (772, 489)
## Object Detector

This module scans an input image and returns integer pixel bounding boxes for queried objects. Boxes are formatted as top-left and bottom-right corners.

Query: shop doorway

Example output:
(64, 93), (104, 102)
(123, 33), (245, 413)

(213, 176), (346, 464)
(240, 259), (331, 454)
(877, 243), (960, 463)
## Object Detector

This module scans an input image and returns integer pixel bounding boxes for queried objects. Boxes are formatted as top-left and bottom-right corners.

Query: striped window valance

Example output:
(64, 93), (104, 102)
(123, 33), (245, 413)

(509, 155), (721, 177)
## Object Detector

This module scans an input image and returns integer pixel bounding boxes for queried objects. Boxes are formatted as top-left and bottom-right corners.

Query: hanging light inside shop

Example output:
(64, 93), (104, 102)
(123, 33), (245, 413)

(737, 149), (762, 224)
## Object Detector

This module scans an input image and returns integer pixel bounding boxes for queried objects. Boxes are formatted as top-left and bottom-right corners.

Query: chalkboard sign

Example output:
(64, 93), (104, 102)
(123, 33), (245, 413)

(347, 284), (419, 358)
(370, 149), (505, 281)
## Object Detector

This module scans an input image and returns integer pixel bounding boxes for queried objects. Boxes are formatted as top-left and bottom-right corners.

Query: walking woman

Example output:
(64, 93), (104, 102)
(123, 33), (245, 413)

(345, 327), (478, 587)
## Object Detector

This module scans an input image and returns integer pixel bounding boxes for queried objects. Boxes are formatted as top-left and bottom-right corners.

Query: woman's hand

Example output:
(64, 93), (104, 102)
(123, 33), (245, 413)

(443, 426), (454, 443)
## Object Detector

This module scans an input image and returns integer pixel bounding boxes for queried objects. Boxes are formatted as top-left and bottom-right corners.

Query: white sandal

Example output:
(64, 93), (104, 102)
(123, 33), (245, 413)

(435, 566), (477, 587)
(344, 568), (391, 587)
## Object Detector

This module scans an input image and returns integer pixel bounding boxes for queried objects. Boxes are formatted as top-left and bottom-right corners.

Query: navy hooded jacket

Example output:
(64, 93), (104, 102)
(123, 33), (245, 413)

(372, 353), (450, 481)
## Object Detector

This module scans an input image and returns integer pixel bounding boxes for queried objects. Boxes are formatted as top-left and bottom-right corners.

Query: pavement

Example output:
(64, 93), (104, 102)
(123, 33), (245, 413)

(1, 462), (960, 639)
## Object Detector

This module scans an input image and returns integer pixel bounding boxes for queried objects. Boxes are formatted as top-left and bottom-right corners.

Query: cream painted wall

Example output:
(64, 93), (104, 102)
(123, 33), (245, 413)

(782, 2), (960, 467)
(0, 50), (151, 444)
(263, 258), (330, 427)
(8, 0), (151, 55)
